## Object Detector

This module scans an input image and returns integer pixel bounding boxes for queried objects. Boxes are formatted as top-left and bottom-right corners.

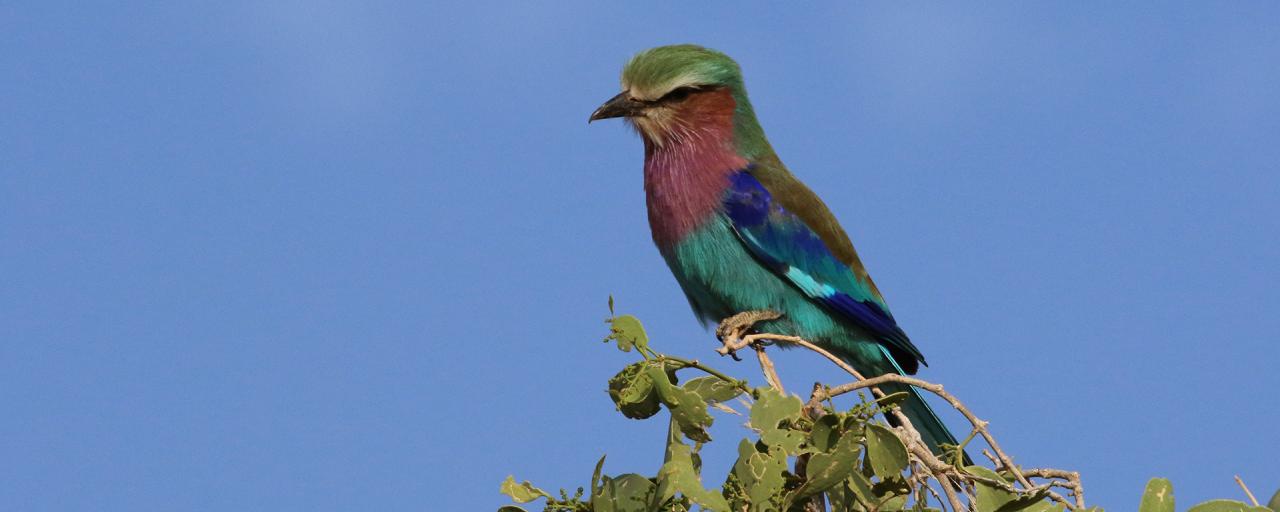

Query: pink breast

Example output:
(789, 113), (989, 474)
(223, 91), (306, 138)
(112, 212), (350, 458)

(643, 138), (748, 248)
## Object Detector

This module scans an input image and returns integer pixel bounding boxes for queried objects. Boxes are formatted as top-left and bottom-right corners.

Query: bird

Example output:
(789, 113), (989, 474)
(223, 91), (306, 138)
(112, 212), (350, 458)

(589, 44), (967, 463)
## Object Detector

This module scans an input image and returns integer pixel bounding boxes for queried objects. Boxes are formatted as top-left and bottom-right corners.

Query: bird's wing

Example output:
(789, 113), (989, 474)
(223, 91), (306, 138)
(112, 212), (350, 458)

(721, 169), (926, 368)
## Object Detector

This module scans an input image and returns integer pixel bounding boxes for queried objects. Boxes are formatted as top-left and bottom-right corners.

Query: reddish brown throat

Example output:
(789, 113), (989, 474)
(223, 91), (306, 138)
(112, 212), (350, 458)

(629, 87), (738, 150)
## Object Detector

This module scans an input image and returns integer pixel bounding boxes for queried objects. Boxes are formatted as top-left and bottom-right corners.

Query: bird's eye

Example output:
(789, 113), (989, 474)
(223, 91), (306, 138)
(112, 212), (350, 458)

(661, 86), (700, 103)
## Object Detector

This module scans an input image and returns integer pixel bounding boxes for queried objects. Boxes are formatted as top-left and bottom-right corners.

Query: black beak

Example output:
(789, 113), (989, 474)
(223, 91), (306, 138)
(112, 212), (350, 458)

(589, 92), (646, 123)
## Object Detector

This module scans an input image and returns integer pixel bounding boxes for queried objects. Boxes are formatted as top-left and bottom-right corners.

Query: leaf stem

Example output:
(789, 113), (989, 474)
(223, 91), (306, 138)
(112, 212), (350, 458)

(658, 355), (753, 395)
(952, 428), (981, 467)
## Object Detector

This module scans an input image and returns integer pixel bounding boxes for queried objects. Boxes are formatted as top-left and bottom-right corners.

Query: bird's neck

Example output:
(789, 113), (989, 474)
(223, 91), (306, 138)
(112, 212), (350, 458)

(640, 86), (776, 249)
(642, 118), (748, 249)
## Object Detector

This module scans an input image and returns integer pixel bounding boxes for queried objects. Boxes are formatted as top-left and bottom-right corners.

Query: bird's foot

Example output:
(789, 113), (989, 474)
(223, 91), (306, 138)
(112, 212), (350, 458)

(715, 310), (783, 360)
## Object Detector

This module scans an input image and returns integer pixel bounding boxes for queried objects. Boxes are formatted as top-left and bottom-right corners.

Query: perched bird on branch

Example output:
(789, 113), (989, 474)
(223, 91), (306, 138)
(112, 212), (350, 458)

(590, 44), (967, 462)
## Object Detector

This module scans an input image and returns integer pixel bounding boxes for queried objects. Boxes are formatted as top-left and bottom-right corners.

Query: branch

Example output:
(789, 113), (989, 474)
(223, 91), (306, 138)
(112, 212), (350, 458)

(1235, 475), (1260, 507)
(714, 315), (1088, 511)
(1024, 468), (1087, 509)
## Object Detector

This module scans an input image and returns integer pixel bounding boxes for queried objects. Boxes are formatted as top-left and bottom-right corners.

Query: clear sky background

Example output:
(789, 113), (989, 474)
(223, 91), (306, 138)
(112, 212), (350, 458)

(3, 2), (1278, 511)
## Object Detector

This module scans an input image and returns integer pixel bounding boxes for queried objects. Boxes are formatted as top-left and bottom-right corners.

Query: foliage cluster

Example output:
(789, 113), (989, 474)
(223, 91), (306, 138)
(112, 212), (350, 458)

(499, 303), (1277, 512)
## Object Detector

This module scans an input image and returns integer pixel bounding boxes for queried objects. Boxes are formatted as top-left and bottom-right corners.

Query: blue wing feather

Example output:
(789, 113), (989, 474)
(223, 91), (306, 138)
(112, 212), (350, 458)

(722, 170), (925, 366)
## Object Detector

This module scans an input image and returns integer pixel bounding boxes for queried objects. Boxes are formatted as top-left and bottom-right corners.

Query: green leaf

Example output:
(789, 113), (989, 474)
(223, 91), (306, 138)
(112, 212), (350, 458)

(1139, 478), (1174, 512)
(647, 364), (714, 443)
(871, 475), (911, 502)
(809, 413), (842, 452)
(1268, 489), (1280, 512)
(1186, 500), (1263, 512)
(786, 432), (863, 507)
(592, 473), (656, 512)
(607, 361), (661, 419)
(682, 375), (742, 403)
(731, 439), (788, 512)
(966, 465), (1016, 512)
(879, 493), (907, 510)
(864, 424), (909, 478)
(496, 506), (527, 512)
(847, 470), (876, 508)
(761, 427), (805, 455)
(823, 482), (857, 512)
(749, 387), (803, 430)
(748, 387), (805, 457)
(655, 442), (730, 511)
(499, 475), (550, 503)
(604, 314), (648, 353)
(590, 455), (607, 496)
(873, 390), (910, 409)
(1018, 502), (1066, 512)
(827, 480), (880, 512)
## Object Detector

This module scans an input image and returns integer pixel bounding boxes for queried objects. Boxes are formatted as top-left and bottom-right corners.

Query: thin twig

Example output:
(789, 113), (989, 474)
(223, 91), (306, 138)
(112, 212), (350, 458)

(913, 467), (945, 511)
(753, 345), (785, 393)
(1024, 468), (1086, 508)
(910, 442), (969, 512)
(982, 449), (1000, 467)
(1235, 475), (1260, 507)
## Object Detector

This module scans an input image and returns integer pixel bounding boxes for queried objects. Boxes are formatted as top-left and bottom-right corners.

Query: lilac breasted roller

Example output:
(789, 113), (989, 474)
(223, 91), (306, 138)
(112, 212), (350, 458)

(590, 44), (967, 462)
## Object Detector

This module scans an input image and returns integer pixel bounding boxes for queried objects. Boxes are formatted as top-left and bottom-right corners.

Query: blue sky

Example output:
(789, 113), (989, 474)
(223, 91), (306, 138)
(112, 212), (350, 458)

(3, 2), (1278, 510)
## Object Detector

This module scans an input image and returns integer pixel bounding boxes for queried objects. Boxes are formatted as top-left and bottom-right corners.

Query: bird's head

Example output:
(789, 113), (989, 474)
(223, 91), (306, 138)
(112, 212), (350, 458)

(590, 45), (765, 152)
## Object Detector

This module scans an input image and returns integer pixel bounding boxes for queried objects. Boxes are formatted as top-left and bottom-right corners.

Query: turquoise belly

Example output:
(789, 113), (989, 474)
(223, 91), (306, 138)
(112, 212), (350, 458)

(661, 215), (883, 369)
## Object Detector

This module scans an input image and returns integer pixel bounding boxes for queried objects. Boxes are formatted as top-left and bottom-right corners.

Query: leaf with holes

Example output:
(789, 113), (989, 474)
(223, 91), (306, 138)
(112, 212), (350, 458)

(731, 439), (788, 512)
(607, 361), (661, 419)
(647, 364), (713, 443)
(750, 387), (802, 430)
(682, 375), (742, 403)
(656, 442), (729, 511)
(604, 314), (648, 353)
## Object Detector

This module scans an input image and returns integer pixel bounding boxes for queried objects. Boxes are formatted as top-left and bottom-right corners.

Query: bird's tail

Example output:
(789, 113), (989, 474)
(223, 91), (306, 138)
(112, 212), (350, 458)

(876, 380), (973, 467)
(848, 344), (973, 466)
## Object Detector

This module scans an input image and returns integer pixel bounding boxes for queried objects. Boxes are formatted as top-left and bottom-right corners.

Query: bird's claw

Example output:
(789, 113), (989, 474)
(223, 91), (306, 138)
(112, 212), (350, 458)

(715, 310), (783, 360)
